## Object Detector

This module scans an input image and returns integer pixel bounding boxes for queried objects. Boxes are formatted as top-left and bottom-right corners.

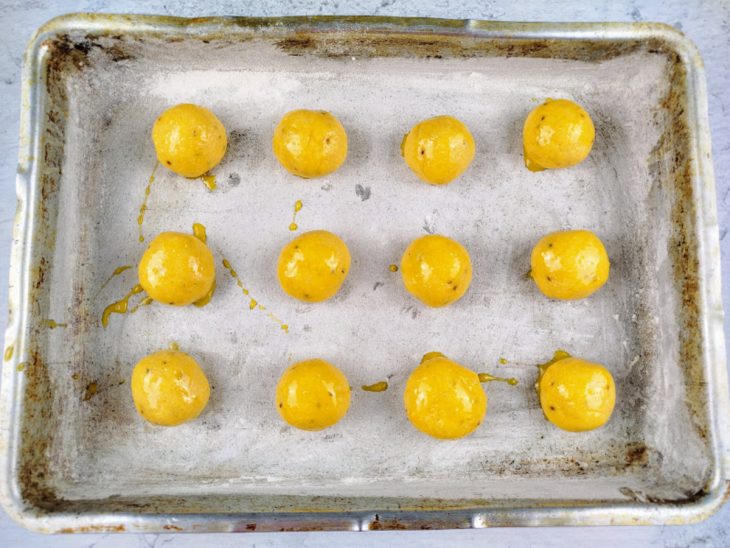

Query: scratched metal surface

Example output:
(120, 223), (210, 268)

(0, 15), (727, 533)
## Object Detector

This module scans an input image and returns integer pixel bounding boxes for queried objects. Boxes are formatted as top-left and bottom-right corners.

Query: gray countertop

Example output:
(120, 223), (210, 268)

(1, 1), (729, 546)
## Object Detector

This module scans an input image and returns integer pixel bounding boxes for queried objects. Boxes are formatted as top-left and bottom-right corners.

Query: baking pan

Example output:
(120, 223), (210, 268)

(0, 14), (728, 533)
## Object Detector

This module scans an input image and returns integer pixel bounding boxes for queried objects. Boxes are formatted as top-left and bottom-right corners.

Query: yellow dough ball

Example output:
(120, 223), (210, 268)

(152, 103), (228, 178)
(131, 350), (210, 426)
(538, 354), (616, 432)
(400, 234), (472, 307)
(272, 109), (348, 178)
(404, 352), (487, 439)
(277, 230), (351, 303)
(530, 229), (609, 300)
(401, 115), (475, 184)
(522, 99), (595, 171)
(276, 358), (351, 431)
(138, 232), (216, 306)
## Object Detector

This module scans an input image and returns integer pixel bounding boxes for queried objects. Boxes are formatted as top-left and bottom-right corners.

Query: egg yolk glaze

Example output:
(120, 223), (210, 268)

(138, 232), (216, 306)
(530, 229), (609, 300)
(272, 110), (348, 178)
(401, 234), (472, 307)
(152, 103), (228, 178)
(523, 99), (595, 171)
(538, 354), (616, 432)
(401, 115), (475, 185)
(277, 230), (351, 303)
(404, 352), (487, 439)
(276, 358), (351, 431)
(131, 350), (210, 426)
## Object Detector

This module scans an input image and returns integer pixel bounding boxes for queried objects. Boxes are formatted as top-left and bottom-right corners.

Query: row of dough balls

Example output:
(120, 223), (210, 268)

(151, 99), (596, 182)
(131, 349), (615, 439)
(139, 226), (610, 309)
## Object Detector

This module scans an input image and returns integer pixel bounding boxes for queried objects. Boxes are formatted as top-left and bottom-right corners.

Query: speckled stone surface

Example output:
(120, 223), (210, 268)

(0, 1), (728, 546)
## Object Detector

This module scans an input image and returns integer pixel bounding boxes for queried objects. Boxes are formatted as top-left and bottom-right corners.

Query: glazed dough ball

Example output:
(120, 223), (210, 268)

(152, 103), (228, 178)
(273, 110), (348, 178)
(276, 358), (351, 431)
(401, 115), (475, 185)
(277, 230), (351, 303)
(138, 232), (215, 306)
(404, 353), (487, 439)
(530, 229), (609, 300)
(523, 99), (595, 171)
(538, 355), (616, 432)
(131, 350), (210, 426)
(400, 234), (472, 307)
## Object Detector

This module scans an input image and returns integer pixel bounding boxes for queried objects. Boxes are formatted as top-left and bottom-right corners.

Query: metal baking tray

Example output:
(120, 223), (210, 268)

(1, 14), (728, 533)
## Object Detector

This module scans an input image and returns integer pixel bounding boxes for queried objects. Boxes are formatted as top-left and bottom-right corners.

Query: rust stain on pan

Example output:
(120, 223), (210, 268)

(15, 32), (84, 513)
(369, 514), (408, 530)
(625, 442), (649, 466)
(17, 350), (66, 511)
(648, 52), (711, 456)
(273, 31), (675, 62)
(59, 524), (126, 533)
(36, 20), (680, 69)
(367, 512), (471, 530)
